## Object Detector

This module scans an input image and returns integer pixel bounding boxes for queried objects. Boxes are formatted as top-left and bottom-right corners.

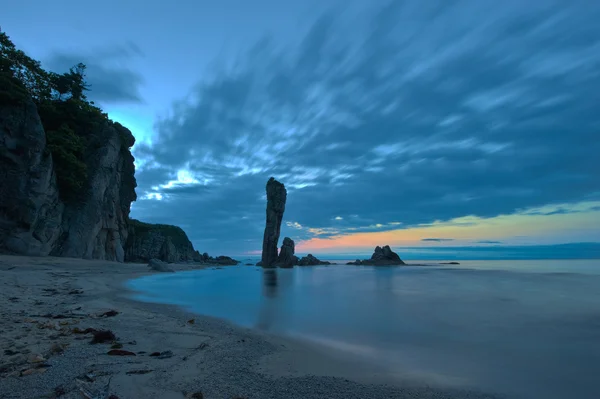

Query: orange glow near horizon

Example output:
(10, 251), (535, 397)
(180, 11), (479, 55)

(240, 201), (600, 255)
(293, 201), (600, 254)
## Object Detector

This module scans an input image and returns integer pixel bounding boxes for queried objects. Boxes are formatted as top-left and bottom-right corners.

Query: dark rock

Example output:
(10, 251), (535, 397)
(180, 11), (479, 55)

(149, 350), (173, 359)
(346, 259), (362, 265)
(441, 261), (460, 265)
(275, 237), (295, 268)
(148, 258), (175, 273)
(359, 245), (405, 266)
(107, 349), (136, 356)
(125, 219), (200, 263)
(90, 330), (116, 344)
(0, 97), (63, 257)
(54, 385), (66, 397)
(0, 76), (145, 262)
(205, 255), (239, 265)
(99, 310), (119, 318)
(126, 369), (153, 375)
(72, 327), (97, 334)
(298, 254), (331, 266)
(260, 177), (287, 267)
(0, 92), (210, 264)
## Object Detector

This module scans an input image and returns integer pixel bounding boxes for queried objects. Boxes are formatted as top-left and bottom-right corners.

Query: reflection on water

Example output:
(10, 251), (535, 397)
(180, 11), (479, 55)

(128, 260), (600, 399)
(262, 269), (278, 297)
(257, 270), (278, 330)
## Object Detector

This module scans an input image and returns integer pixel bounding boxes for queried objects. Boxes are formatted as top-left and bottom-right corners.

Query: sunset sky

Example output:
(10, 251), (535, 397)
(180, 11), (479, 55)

(3, 0), (600, 257)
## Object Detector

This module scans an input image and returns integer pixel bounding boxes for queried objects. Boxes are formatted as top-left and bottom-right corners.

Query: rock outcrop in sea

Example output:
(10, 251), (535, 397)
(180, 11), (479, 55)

(346, 245), (405, 265)
(258, 177), (287, 267)
(208, 255), (240, 265)
(275, 237), (297, 268)
(297, 254), (331, 266)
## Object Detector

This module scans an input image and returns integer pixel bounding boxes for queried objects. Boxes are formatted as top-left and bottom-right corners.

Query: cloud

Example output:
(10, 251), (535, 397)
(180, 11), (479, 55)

(131, 0), (600, 254)
(44, 42), (144, 104)
(421, 238), (455, 242)
(476, 240), (502, 244)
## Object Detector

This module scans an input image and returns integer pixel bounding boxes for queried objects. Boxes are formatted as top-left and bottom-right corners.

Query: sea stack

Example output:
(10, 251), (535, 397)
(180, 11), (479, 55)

(259, 177), (287, 267)
(275, 237), (297, 268)
(346, 245), (405, 265)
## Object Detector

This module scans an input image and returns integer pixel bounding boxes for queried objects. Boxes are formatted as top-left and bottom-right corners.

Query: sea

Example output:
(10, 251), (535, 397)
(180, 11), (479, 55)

(127, 259), (600, 399)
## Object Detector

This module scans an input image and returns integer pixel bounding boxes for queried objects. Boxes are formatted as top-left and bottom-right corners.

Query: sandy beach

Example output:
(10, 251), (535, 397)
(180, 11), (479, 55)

(0, 255), (500, 399)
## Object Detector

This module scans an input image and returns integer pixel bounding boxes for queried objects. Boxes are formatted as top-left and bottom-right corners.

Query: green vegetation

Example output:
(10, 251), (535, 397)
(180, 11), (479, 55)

(128, 219), (193, 248)
(0, 28), (135, 202)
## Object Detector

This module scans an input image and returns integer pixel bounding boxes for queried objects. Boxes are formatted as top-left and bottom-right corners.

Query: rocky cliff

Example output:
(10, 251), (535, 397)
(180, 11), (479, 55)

(124, 219), (201, 263)
(0, 31), (201, 263)
(0, 95), (137, 261)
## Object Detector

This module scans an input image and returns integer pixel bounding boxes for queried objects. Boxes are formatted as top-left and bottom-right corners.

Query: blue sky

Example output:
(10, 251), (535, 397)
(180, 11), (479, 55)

(3, 0), (600, 257)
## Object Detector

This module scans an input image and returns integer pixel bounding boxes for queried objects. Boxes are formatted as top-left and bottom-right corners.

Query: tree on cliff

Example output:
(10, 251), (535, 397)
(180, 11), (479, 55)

(0, 29), (52, 102)
(51, 63), (90, 101)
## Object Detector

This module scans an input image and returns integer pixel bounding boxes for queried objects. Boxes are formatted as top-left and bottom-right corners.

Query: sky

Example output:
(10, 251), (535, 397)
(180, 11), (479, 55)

(3, 0), (600, 257)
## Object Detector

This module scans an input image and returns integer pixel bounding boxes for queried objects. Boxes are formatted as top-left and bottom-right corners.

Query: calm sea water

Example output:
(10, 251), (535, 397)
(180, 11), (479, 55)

(127, 260), (600, 399)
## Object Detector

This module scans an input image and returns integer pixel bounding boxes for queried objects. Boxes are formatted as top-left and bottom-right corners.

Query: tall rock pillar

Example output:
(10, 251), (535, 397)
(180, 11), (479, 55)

(259, 177), (287, 267)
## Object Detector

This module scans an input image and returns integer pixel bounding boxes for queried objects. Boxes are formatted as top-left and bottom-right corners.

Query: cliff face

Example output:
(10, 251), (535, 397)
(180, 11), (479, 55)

(0, 31), (202, 263)
(124, 219), (201, 263)
(0, 98), (63, 255)
(0, 97), (136, 261)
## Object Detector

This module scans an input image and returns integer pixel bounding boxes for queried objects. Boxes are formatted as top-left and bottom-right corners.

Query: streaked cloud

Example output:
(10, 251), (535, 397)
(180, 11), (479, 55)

(45, 43), (145, 104)
(128, 0), (600, 254)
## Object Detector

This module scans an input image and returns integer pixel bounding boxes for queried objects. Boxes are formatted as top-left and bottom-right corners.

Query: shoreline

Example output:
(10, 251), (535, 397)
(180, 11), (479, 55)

(0, 255), (501, 399)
